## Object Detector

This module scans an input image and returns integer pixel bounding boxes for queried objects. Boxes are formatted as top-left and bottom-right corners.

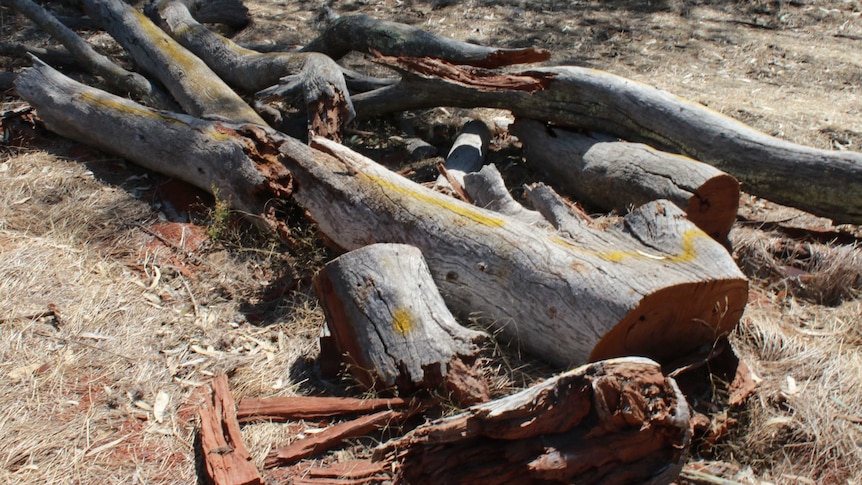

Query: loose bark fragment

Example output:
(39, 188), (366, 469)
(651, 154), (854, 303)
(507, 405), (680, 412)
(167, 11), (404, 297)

(236, 395), (413, 423)
(354, 58), (862, 224)
(264, 409), (403, 469)
(374, 54), (553, 93)
(2, 0), (176, 110)
(82, 0), (265, 124)
(512, 119), (740, 241)
(198, 375), (263, 485)
(373, 357), (690, 485)
(303, 14), (550, 68)
(313, 243), (488, 404)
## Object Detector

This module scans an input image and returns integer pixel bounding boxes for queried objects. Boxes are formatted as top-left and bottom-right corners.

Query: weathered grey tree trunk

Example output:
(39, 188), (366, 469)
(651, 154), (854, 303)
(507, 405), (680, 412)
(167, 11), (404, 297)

(151, 0), (353, 140)
(15, 62), (747, 368)
(1, 0), (176, 109)
(354, 56), (862, 224)
(511, 119), (740, 241)
(302, 14), (551, 68)
(82, 0), (265, 125)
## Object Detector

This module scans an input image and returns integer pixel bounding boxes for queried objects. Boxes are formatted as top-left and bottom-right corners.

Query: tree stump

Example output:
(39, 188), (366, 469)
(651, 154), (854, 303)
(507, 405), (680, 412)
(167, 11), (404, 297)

(313, 243), (489, 404)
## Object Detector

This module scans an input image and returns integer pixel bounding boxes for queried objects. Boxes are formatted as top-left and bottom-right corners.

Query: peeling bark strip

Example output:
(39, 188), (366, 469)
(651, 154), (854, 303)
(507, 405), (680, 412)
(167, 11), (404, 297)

(198, 375), (263, 485)
(355, 58), (862, 224)
(512, 120), (740, 241)
(265, 409), (404, 469)
(303, 14), (550, 68)
(14, 60), (285, 234)
(236, 395), (413, 424)
(372, 357), (690, 485)
(82, 0), (265, 125)
(313, 244), (489, 405)
(16, 63), (747, 368)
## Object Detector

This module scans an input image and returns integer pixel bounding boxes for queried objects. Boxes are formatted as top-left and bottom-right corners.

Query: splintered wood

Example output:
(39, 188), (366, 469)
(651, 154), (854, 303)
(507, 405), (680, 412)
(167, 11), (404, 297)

(198, 375), (263, 485)
(375, 357), (691, 485)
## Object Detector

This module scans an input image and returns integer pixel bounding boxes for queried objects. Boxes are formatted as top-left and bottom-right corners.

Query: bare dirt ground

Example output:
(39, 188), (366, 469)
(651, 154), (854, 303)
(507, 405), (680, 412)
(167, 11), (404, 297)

(1, 1), (862, 484)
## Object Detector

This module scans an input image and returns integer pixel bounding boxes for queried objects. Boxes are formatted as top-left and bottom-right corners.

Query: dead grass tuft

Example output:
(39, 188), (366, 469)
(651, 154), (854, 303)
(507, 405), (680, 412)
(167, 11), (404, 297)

(726, 295), (862, 483)
(732, 226), (862, 305)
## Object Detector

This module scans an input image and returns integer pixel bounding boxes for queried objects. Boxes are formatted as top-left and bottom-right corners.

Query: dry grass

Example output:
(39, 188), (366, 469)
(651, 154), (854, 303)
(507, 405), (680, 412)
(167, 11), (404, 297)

(3, 0), (862, 483)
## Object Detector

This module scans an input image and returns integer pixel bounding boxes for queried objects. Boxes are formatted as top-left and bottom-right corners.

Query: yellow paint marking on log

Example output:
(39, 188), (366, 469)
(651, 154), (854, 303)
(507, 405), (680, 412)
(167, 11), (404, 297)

(392, 308), (413, 335)
(79, 91), (173, 122)
(135, 10), (204, 75)
(553, 229), (703, 264)
(364, 174), (506, 227)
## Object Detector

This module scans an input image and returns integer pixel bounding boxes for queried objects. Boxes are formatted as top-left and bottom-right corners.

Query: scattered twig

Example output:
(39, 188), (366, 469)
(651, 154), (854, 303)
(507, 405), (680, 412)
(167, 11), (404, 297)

(435, 161), (473, 203)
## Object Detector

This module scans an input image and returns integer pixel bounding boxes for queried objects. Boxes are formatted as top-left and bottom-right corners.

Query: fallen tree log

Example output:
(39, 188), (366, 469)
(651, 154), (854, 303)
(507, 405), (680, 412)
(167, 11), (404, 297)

(1, 0), (176, 110)
(354, 56), (862, 224)
(462, 164), (550, 227)
(151, 0), (353, 140)
(313, 243), (489, 405)
(15, 62), (748, 368)
(511, 119), (740, 241)
(369, 356), (690, 484)
(435, 119), (491, 191)
(302, 14), (551, 68)
(82, 0), (265, 125)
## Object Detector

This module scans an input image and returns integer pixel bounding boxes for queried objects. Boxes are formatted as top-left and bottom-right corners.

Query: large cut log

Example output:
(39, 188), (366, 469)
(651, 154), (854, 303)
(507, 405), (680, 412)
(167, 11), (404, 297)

(354, 56), (862, 224)
(82, 0), (265, 125)
(197, 375), (263, 485)
(15, 62), (747, 368)
(371, 357), (691, 484)
(511, 119), (740, 241)
(302, 14), (550, 68)
(313, 243), (489, 405)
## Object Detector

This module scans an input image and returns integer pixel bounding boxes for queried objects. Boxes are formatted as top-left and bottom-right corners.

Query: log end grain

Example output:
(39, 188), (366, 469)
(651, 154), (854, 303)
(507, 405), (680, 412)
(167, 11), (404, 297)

(686, 173), (740, 242)
(589, 279), (749, 363)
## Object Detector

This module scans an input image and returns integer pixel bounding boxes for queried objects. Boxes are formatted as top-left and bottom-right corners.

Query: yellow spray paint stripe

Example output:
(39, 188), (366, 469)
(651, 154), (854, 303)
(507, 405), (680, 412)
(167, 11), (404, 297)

(552, 229), (703, 263)
(364, 174), (506, 228)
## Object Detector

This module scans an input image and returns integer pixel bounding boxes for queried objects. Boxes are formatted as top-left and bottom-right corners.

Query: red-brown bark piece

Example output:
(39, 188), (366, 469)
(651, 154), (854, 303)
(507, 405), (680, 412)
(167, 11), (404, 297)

(198, 375), (263, 485)
(374, 357), (691, 485)
(264, 409), (403, 469)
(375, 54), (554, 93)
(236, 396), (412, 424)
